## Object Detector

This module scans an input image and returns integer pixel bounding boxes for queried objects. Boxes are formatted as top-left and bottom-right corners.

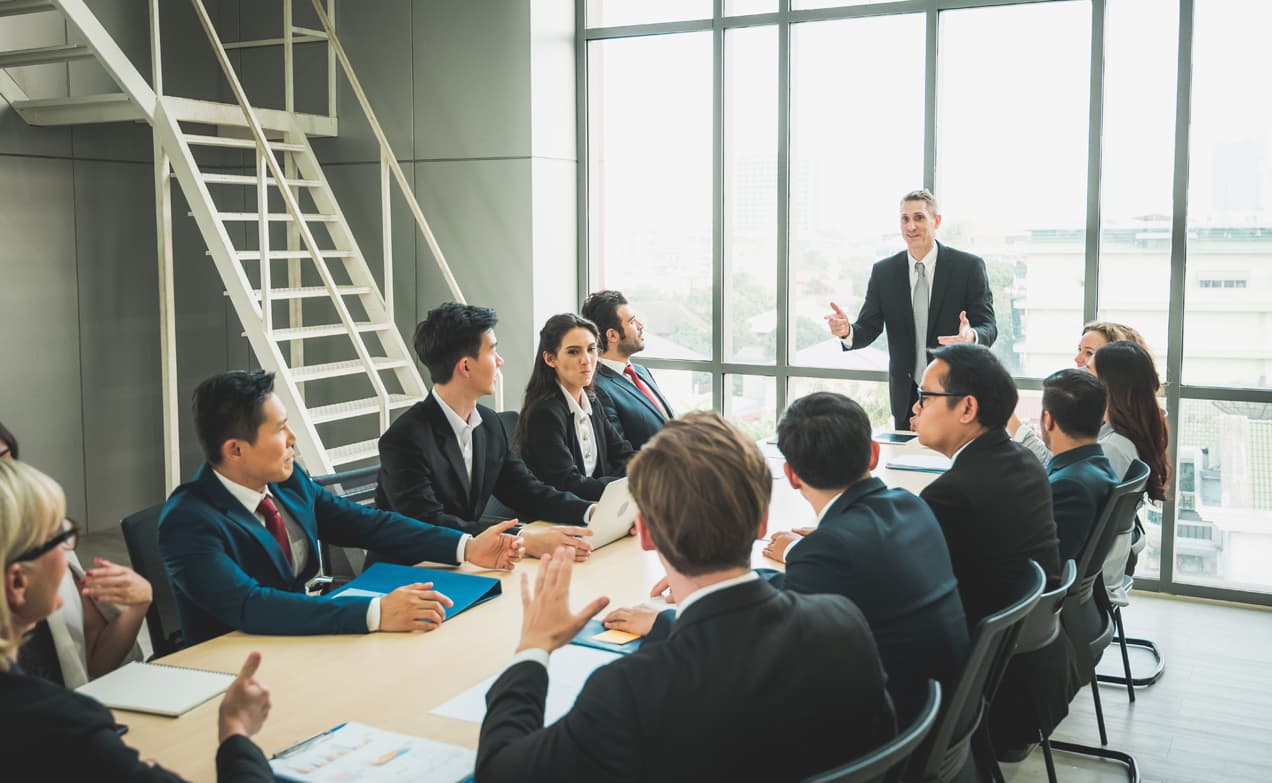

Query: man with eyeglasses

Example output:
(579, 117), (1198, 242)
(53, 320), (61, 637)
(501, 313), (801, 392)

(825, 189), (996, 431)
(582, 290), (674, 450)
(910, 343), (1079, 762)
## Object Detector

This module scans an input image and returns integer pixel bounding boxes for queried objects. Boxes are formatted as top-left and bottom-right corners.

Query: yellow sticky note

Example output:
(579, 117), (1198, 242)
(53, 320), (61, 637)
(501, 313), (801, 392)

(592, 629), (641, 645)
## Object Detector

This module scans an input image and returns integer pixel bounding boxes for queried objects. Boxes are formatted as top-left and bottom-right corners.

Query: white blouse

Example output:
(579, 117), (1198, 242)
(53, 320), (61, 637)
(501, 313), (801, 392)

(560, 383), (598, 477)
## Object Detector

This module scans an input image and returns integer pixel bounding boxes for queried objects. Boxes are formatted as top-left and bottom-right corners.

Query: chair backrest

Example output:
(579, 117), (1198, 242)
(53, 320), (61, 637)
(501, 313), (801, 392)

(481, 410), (523, 523)
(119, 505), (182, 657)
(911, 561), (1046, 782)
(1014, 559), (1078, 655)
(1064, 460), (1150, 666)
(312, 465), (380, 578)
(803, 681), (942, 783)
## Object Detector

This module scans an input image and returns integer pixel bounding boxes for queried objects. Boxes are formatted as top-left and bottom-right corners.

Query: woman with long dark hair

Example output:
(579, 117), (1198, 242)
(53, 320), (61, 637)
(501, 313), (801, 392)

(516, 314), (635, 501)
(1093, 340), (1170, 501)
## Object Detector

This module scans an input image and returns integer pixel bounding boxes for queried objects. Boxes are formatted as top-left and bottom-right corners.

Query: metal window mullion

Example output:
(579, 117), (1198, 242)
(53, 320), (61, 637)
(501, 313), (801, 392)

(1083, 0), (1106, 324)
(1161, 0), (1196, 590)
(712, 0), (726, 415)
(923, 4), (938, 191)
(775, 0), (792, 419)
(576, 0), (589, 311)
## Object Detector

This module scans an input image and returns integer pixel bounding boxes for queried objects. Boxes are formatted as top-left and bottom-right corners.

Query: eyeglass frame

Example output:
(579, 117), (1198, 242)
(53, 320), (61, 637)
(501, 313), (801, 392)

(914, 385), (969, 409)
(7, 518), (79, 565)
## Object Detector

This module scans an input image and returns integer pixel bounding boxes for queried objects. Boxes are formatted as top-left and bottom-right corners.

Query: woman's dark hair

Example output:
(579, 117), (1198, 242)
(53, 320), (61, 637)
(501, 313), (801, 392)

(0, 421), (18, 459)
(1094, 341), (1170, 502)
(515, 314), (600, 447)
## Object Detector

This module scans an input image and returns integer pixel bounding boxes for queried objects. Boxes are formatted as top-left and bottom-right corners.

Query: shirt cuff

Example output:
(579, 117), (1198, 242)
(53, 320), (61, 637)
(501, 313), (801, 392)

(456, 533), (472, 565)
(839, 334), (853, 349)
(366, 597), (382, 632)
(505, 647), (550, 673)
(972, 330), (979, 345)
(583, 504), (596, 524)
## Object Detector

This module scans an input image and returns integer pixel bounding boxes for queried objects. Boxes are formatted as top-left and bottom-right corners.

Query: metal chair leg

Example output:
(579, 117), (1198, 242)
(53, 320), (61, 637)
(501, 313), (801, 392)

(1091, 675), (1109, 746)
(1049, 740), (1140, 783)
(1113, 608), (1135, 702)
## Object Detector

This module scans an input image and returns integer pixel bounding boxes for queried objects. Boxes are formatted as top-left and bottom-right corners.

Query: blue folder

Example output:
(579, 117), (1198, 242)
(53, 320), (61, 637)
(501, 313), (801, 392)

(328, 563), (502, 620)
(569, 619), (644, 655)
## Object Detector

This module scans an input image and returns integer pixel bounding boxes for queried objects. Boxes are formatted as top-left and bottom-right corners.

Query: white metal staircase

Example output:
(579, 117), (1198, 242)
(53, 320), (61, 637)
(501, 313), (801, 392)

(0, 0), (481, 486)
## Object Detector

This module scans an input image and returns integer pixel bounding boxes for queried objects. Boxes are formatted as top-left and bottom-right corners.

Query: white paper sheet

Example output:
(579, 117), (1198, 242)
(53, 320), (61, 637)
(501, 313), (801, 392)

(430, 645), (621, 726)
(269, 722), (474, 783)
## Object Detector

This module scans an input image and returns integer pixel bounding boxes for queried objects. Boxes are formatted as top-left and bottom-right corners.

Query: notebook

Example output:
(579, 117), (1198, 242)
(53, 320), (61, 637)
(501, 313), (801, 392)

(885, 453), (953, 474)
(75, 660), (235, 717)
(327, 563), (502, 619)
(270, 722), (475, 783)
(569, 618), (644, 655)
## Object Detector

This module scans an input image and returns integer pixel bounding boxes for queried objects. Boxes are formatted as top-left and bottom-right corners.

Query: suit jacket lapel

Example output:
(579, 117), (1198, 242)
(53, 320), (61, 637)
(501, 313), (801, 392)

(633, 364), (672, 419)
(192, 464), (294, 583)
(891, 253), (918, 347)
(424, 397), (472, 503)
(470, 418), (495, 518)
(926, 244), (952, 340)
(270, 480), (320, 579)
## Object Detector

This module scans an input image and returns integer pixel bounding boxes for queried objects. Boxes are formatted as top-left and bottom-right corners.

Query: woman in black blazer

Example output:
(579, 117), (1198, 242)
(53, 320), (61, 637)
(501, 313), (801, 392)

(516, 314), (635, 501)
(0, 458), (273, 782)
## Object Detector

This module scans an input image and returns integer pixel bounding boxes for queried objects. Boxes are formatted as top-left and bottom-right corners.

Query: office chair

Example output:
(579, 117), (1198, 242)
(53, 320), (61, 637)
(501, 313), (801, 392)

(119, 505), (183, 657)
(803, 680), (942, 783)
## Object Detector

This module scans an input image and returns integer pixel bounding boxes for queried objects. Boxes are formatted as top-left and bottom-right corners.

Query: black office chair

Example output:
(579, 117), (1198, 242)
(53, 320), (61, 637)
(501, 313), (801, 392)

(1003, 560), (1078, 783)
(804, 680), (942, 783)
(1049, 459), (1150, 782)
(905, 561), (1046, 783)
(1096, 573), (1166, 700)
(480, 410), (523, 524)
(119, 505), (183, 658)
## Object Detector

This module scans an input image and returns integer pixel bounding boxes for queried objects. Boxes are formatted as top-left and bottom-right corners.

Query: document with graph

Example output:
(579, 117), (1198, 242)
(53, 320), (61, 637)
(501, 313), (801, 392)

(269, 721), (475, 783)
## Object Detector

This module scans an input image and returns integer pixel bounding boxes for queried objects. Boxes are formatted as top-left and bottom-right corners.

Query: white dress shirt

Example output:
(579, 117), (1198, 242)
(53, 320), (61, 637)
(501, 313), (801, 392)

(841, 241), (976, 347)
(560, 383), (598, 477)
(598, 356), (636, 386)
(433, 388), (483, 483)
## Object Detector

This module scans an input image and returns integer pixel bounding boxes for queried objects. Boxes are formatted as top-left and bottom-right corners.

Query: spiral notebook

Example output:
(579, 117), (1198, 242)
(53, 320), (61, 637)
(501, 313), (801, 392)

(75, 660), (235, 717)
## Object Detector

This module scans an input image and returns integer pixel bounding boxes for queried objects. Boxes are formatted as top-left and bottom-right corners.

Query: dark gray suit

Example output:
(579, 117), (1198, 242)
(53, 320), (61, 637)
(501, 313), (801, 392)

(592, 363), (673, 450)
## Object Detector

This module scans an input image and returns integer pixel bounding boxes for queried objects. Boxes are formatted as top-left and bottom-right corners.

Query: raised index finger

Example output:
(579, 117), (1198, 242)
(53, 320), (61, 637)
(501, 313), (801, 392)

(829, 301), (848, 317)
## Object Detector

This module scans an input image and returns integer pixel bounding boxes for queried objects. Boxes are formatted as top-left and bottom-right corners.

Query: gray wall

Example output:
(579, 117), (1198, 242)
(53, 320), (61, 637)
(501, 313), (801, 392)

(0, 1), (575, 531)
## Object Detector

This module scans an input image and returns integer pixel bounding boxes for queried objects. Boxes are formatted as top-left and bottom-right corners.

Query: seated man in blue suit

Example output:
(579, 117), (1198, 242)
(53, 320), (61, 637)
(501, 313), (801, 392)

(1038, 368), (1119, 560)
(581, 290), (673, 450)
(159, 370), (523, 645)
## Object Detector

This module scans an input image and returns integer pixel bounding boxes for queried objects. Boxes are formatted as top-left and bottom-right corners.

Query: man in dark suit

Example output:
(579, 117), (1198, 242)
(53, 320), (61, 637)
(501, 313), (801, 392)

(475, 413), (896, 783)
(912, 344), (1079, 759)
(581, 290), (674, 449)
(1038, 369), (1119, 560)
(159, 371), (521, 645)
(377, 303), (596, 561)
(826, 190), (996, 429)
(761, 391), (968, 719)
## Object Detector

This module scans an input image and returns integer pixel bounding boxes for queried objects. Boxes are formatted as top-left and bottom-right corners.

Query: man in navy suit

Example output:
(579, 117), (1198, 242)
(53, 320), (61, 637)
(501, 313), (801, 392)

(826, 190), (996, 429)
(1038, 368), (1120, 560)
(159, 370), (522, 645)
(581, 290), (673, 450)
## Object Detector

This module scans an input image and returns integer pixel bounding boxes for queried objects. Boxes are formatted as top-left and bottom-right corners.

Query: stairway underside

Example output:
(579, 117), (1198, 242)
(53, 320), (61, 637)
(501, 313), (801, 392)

(11, 93), (338, 136)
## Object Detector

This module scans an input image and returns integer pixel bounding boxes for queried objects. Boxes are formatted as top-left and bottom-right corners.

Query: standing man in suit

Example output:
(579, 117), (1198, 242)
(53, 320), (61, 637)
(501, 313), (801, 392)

(1038, 369), (1119, 560)
(377, 303), (596, 562)
(475, 413), (895, 782)
(826, 190), (996, 429)
(581, 290), (674, 449)
(159, 370), (522, 646)
(911, 344), (1078, 759)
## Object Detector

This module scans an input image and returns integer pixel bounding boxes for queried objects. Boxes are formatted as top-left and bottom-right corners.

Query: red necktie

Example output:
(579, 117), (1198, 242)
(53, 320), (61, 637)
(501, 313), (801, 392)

(256, 495), (294, 569)
(624, 365), (668, 419)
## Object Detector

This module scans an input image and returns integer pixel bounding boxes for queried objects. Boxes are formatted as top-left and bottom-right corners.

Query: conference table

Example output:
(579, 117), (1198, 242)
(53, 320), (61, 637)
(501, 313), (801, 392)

(116, 436), (943, 781)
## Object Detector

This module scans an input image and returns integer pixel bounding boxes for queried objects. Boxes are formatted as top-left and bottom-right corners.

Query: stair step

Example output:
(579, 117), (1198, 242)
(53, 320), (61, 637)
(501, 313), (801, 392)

(0, 43), (94, 68)
(11, 93), (141, 126)
(183, 134), (306, 152)
(0, 1), (56, 19)
(292, 357), (410, 382)
(327, 439), (380, 467)
(221, 249), (354, 261)
(210, 211), (338, 222)
(310, 394), (416, 424)
(248, 285), (371, 301)
(269, 322), (391, 341)
(202, 173), (323, 188)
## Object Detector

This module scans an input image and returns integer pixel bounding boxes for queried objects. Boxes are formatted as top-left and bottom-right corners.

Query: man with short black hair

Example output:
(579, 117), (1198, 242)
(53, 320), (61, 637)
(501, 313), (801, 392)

(911, 344), (1078, 759)
(1039, 369), (1119, 560)
(475, 413), (895, 782)
(582, 290), (673, 449)
(377, 303), (596, 561)
(159, 370), (522, 645)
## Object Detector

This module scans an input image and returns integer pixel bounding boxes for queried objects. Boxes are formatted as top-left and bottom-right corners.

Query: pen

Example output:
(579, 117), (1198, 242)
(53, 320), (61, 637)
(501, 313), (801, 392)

(272, 722), (347, 759)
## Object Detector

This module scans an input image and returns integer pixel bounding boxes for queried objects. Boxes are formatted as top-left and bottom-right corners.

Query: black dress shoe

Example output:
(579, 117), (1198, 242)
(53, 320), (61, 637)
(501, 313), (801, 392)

(999, 742), (1038, 763)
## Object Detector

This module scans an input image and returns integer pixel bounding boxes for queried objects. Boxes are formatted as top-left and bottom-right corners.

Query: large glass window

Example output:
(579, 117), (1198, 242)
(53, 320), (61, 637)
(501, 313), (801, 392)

(586, 0), (711, 28)
(936, 1), (1091, 377)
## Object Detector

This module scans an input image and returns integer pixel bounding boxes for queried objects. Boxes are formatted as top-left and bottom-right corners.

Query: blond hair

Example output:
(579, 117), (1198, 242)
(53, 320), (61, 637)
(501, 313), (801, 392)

(1082, 321), (1160, 388)
(627, 412), (772, 577)
(901, 189), (940, 215)
(0, 459), (67, 668)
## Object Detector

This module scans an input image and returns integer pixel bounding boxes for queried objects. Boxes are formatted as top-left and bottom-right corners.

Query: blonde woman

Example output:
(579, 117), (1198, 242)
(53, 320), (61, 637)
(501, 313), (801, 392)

(0, 459), (272, 780)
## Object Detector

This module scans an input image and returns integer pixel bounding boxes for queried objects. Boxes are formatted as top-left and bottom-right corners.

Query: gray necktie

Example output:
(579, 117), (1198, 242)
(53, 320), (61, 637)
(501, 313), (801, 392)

(913, 261), (929, 382)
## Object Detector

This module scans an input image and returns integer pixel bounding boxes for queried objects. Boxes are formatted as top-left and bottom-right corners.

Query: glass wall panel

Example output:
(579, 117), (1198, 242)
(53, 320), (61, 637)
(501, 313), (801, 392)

(646, 368), (714, 417)
(587, 33), (714, 360)
(788, 14), (925, 369)
(725, 374), (778, 440)
(787, 377), (893, 429)
(586, 0), (711, 28)
(936, 1), (1091, 377)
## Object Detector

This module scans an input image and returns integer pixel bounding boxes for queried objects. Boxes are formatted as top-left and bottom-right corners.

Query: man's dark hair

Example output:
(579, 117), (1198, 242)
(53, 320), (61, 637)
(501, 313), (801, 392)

(413, 303), (498, 385)
(1041, 368), (1106, 439)
(929, 343), (1018, 429)
(777, 392), (872, 490)
(193, 370), (276, 464)
(580, 290), (627, 352)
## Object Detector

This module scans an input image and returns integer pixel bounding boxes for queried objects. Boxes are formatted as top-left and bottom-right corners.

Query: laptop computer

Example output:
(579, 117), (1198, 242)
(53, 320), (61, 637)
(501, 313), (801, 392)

(588, 477), (640, 549)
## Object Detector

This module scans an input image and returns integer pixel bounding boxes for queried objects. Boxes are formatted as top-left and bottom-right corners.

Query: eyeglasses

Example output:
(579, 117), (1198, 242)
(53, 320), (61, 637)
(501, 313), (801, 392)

(0, 446), (10, 459)
(915, 386), (968, 409)
(9, 518), (79, 565)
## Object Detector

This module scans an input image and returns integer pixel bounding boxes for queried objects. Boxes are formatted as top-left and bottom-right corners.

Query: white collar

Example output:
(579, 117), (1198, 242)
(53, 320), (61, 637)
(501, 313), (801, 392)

(907, 240), (939, 269)
(558, 382), (592, 418)
(675, 571), (759, 617)
(598, 356), (630, 376)
(814, 490), (847, 525)
(213, 467), (270, 516)
(432, 388), (483, 439)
